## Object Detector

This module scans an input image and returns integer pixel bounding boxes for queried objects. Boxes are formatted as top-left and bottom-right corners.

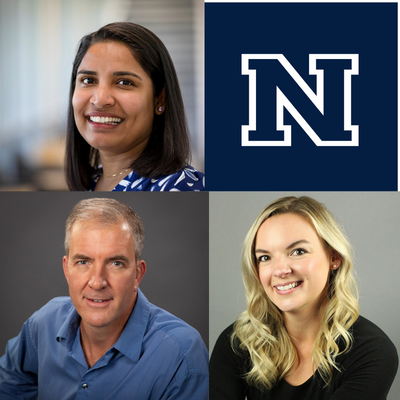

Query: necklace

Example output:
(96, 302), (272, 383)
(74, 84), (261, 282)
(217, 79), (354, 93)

(102, 167), (131, 179)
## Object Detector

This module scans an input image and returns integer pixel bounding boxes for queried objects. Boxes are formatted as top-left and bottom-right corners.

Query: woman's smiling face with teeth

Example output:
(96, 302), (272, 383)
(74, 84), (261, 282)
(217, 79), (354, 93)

(72, 41), (156, 158)
(255, 213), (334, 316)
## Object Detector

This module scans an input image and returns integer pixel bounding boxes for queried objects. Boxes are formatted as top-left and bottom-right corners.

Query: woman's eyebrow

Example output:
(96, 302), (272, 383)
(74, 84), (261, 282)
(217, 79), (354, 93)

(76, 70), (142, 81)
(255, 239), (310, 254)
(113, 71), (142, 80)
(77, 69), (97, 76)
(255, 248), (269, 254)
(286, 239), (310, 250)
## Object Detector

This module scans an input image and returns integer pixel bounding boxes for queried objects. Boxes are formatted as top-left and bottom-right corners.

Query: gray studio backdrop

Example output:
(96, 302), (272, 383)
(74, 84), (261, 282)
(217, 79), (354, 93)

(210, 192), (400, 400)
(0, 191), (209, 353)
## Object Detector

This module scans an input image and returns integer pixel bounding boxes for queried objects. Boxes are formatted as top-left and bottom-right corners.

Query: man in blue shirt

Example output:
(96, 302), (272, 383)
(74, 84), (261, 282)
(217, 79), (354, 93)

(0, 198), (209, 399)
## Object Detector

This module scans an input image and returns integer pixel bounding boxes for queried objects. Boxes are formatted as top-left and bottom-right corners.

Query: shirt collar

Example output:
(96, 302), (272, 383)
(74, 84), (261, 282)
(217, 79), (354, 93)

(113, 288), (150, 363)
(56, 302), (81, 350)
(55, 289), (150, 363)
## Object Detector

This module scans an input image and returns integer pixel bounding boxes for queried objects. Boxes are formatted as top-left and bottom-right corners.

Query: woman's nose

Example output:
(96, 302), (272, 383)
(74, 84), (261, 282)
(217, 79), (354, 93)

(272, 257), (292, 279)
(90, 84), (115, 108)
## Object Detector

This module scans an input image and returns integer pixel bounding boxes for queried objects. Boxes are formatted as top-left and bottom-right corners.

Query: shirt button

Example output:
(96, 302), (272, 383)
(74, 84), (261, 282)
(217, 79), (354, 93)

(82, 383), (89, 389)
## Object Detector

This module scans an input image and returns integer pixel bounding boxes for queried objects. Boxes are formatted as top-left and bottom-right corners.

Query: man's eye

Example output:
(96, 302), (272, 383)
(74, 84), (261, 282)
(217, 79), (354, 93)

(77, 260), (88, 265)
(112, 261), (123, 267)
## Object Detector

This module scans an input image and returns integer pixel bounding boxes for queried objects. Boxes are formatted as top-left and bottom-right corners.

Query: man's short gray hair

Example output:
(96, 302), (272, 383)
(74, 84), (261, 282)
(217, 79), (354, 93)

(64, 198), (145, 260)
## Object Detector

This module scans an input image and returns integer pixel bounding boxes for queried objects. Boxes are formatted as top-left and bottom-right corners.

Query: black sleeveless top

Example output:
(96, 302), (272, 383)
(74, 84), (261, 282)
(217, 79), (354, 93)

(210, 316), (398, 400)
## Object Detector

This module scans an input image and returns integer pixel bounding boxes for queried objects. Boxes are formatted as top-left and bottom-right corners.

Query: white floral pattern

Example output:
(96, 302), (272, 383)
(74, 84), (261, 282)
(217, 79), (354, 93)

(91, 165), (205, 192)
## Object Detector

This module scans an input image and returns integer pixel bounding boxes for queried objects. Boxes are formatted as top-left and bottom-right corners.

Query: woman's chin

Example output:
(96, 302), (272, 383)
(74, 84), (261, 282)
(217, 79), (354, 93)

(82, 135), (122, 155)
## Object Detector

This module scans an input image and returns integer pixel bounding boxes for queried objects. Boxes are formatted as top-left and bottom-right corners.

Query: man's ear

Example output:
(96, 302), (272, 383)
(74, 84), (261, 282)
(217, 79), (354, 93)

(155, 85), (166, 115)
(134, 260), (146, 290)
(63, 256), (69, 284)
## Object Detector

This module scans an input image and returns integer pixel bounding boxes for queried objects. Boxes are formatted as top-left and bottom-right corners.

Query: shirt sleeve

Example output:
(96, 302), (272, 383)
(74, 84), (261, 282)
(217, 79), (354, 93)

(210, 325), (248, 400)
(161, 370), (209, 400)
(160, 333), (209, 400)
(0, 318), (39, 400)
(329, 327), (399, 400)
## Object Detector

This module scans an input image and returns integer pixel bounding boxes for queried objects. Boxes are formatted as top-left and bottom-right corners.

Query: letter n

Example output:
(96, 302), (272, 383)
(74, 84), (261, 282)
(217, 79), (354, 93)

(241, 54), (359, 146)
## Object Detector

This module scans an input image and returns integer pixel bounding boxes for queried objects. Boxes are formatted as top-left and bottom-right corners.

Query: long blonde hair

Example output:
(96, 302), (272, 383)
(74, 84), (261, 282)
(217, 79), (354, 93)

(232, 196), (359, 389)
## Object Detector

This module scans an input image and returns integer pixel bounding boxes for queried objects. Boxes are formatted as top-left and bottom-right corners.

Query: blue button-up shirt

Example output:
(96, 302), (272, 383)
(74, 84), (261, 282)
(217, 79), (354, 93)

(0, 290), (209, 399)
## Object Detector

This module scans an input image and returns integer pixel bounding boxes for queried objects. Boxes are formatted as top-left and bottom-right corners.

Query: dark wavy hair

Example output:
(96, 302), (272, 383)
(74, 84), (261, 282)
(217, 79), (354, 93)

(65, 22), (191, 191)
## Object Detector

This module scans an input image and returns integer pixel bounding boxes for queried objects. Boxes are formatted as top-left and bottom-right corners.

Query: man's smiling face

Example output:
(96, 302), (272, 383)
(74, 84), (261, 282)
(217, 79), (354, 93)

(63, 219), (145, 333)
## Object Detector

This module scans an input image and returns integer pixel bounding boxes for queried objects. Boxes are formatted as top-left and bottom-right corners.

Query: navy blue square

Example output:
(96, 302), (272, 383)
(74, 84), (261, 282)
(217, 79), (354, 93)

(205, 2), (398, 190)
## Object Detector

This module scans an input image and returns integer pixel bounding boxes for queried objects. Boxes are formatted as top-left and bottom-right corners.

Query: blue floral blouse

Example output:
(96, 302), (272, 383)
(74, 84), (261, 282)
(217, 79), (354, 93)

(90, 165), (205, 191)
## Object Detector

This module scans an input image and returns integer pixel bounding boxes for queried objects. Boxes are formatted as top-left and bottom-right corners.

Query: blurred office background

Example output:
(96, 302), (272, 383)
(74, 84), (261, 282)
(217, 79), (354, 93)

(0, 0), (204, 190)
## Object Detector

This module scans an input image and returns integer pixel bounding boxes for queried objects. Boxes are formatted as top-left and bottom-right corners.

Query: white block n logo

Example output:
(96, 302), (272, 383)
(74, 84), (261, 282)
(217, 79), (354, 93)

(241, 54), (359, 146)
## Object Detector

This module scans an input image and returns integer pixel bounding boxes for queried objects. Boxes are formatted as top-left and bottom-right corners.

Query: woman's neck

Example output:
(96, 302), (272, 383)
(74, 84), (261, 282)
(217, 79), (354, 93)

(283, 306), (324, 347)
(100, 152), (135, 176)
(282, 309), (324, 386)
(93, 152), (134, 191)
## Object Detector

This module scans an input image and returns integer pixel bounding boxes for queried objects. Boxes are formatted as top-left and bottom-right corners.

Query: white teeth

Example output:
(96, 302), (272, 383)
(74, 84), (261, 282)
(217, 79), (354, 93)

(93, 300), (104, 303)
(276, 282), (300, 291)
(89, 116), (122, 125)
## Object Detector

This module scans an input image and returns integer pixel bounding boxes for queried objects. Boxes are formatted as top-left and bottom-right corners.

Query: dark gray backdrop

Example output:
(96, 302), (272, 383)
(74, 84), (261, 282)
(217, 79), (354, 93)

(0, 192), (209, 353)
(210, 192), (400, 400)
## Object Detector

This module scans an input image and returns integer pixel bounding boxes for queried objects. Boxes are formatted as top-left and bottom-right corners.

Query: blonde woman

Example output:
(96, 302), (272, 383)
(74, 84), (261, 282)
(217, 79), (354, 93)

(210, 196), (398, 399)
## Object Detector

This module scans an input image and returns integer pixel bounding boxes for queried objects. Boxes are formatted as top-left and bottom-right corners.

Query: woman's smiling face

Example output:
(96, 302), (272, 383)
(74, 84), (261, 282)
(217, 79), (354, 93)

(72, 41), (156, 158)
(255, 213), (337, 317)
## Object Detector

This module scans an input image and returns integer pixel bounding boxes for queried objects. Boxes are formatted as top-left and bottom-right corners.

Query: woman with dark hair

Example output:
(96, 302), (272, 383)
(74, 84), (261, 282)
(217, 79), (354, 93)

(65, 22), (204, 191)
(210, 196), (398, 400)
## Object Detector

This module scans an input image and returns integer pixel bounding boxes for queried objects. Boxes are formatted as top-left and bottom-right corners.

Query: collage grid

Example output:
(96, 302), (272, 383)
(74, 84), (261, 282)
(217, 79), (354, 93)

(0, 1), (399, 399)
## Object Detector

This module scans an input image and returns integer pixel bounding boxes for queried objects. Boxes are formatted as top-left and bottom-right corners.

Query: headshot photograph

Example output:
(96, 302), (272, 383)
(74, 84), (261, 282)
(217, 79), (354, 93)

(0, 191), (209, 398)
(0, 0), (204, 191)
(209, 192), (399, 400)
(65, 21), (204, 191)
